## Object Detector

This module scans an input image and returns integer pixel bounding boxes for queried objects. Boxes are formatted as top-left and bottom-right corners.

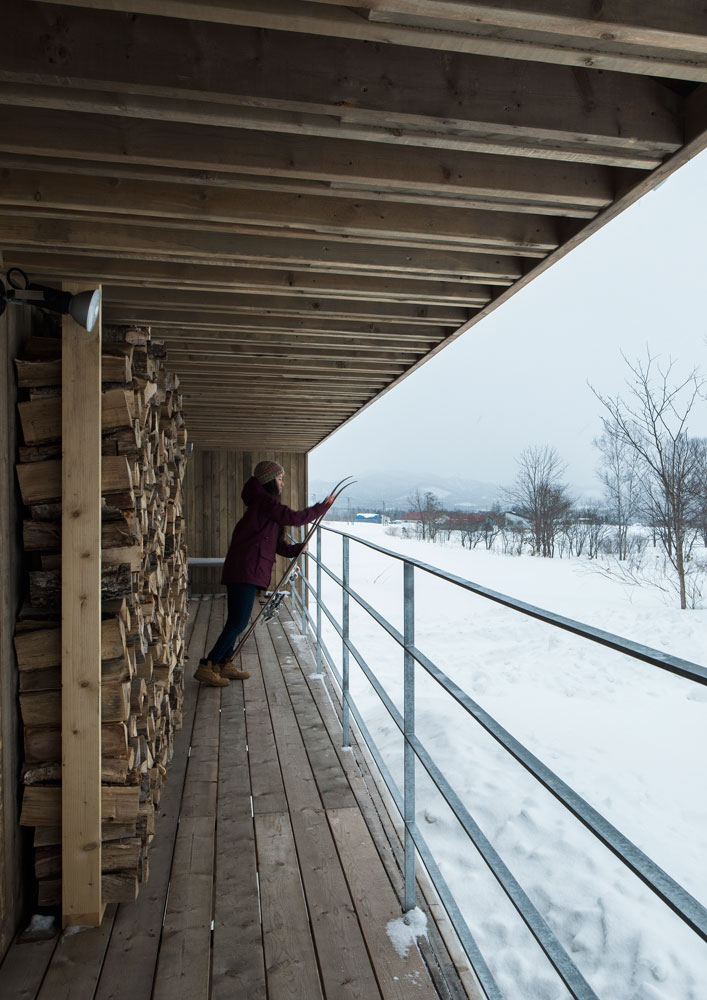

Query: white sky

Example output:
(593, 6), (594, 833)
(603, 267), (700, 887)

(310, 148), (707, 495)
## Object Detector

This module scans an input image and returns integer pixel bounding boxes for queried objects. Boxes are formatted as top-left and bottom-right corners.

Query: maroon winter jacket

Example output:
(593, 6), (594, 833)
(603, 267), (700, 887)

(221, 477), (331, 588)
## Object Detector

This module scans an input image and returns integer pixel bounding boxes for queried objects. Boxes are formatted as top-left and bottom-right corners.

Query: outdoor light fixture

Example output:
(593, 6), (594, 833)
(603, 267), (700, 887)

(0, 267), (101, 332)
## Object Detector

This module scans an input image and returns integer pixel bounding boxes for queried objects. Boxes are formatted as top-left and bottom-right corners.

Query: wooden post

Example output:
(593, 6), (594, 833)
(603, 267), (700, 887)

(61, 282), (104, 926)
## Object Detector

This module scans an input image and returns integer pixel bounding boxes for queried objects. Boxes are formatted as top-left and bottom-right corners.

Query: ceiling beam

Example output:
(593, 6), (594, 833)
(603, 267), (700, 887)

(36, 0), (707, 80)
(180, 386), (367, 398)
(102, 312), (452, 339)
(148, 322), (440, 342)
(135, 331), (439, 357)
(0, 150), (601, 220)
(187, 439), (312, 451)
(0, 81), (671, 169)
(183, 402), (360, 414)
(102, 287), (469, 325)
(0, 166), (568, 253)
(0, 215), (529, 279)
(7, 252), (500, 302)
(180, 387), (374, 402)
(163, 355), (410, 375)
(1, 5), (683, 164)
(165, 342), (426, 364)
(0, 106), (620, 211)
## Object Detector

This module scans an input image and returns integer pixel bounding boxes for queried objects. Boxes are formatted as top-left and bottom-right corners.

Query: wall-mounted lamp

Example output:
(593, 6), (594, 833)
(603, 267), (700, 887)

(0, 267), (101, 332)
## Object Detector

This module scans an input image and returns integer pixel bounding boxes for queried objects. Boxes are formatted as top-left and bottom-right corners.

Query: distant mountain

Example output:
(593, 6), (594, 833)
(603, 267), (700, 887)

(309, 470), (502, 513)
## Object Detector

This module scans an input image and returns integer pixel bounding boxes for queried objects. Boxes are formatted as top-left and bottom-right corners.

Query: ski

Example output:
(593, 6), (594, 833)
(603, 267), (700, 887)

(224, 476), (356, 664)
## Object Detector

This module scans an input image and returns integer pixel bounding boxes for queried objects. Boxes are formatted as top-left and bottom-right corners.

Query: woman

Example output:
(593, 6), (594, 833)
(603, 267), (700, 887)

(195, 460), (334, 687)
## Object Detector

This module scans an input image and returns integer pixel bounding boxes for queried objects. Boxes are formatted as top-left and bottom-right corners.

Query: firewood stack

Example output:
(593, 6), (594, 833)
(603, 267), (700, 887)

(13, 324), (189, 906)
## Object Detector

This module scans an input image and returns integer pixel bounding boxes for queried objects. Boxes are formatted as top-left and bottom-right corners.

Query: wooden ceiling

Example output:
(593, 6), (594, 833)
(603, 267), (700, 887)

(3, 2), (707, 452)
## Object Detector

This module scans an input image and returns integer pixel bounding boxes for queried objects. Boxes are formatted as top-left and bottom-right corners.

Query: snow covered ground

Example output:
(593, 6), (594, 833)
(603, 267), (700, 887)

(308, 523), (707, 1000)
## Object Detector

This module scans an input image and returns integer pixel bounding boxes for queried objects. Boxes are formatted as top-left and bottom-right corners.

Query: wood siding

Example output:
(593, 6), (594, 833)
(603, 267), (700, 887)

(183, 450), (308, 595)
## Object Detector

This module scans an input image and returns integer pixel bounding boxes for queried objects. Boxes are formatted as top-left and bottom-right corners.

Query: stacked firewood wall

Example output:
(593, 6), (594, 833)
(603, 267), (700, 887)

(12, 324), (189, 906)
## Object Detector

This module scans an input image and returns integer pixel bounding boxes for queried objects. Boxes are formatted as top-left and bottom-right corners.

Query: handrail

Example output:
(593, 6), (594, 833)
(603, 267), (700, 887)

(318, 527), (707, 686)
(290, 523), (707, 1000)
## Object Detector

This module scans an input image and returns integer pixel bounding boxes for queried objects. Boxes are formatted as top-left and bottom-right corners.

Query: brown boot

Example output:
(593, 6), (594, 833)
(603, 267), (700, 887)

(194, 659), (230, 687)
(219, 660), (251, 681)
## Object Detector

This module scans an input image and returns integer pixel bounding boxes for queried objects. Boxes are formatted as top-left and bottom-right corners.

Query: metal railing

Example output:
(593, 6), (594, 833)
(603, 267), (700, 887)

(291, 524), (707, 1000)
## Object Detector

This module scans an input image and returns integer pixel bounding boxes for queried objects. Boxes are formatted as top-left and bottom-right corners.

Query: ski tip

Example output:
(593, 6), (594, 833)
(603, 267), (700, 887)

(330, 478), (357, 500)
(326, 474), (356, 497)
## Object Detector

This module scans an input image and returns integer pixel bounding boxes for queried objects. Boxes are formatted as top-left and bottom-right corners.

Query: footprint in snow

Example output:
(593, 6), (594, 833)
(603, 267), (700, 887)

(687, 688), (707, 702)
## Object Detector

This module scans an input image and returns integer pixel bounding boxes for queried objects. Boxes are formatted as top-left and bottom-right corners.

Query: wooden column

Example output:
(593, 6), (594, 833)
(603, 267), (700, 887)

(61, 283), (104, 926)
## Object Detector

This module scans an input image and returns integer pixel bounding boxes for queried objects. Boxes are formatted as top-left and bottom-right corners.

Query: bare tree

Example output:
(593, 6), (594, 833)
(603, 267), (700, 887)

(499, 521), (528, 556)
(446, 511), (477, 548)
(592, 352), (706, 609)
(423, 491), (446, 542)
(504, 446), (573, 557)
(408, 489), (427, 539)
(407, 489), (445, 541)
(564, 504), (608, 559)
(594, 424), (641, 560)
(689, 437), (707, 546)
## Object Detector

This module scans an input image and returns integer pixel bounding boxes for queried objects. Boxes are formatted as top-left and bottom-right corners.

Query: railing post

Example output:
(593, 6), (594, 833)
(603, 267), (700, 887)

(342, 533), (350, 747)
(403, 560), (416, 912)
(316, 526), (322, 674)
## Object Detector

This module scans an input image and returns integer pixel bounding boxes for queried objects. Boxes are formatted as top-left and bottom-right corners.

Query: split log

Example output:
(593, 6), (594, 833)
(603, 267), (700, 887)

(24, 758), (128, 786)
(37, 871), (139, 907)
(20, 785), (139, 828)
(103, 325), (147, 346)
(29, 563), (133, 608)
(14, 616), (129, 671)
(24, 722), (128, 764)
(34, 838), (142, 881)
(19, 682), (130, 728)
(16, 455), (134, 505)
(19, 389), (134, 446)
(24, 353), (130, 387)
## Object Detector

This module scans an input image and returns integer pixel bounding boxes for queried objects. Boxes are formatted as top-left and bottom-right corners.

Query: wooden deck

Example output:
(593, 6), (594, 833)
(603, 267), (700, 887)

(0, 595), (480, 1000)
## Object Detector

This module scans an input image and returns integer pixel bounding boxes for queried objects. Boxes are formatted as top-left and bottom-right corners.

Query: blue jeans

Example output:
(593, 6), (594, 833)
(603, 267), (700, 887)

(206, 583), (257, 664)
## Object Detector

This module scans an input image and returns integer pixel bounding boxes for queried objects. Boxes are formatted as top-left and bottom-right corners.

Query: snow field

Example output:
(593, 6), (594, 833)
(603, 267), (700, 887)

(310, 524), (707, 1000)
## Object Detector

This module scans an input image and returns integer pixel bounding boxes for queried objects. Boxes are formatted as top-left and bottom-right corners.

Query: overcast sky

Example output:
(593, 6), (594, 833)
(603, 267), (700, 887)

(310, 147), (707, 496)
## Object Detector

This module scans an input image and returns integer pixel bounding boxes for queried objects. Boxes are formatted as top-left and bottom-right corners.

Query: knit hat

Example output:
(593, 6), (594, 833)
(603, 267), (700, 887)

(253, 460), (285, 485)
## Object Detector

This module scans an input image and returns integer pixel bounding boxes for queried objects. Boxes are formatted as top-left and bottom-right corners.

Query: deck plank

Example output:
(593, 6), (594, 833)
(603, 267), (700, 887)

(269, 626), (357, 811)
(35, 906), (117, 1000)
(255, 811), (324, 1000)
(243, 634), (288, 816)
(0, 936), (58, 1000)
(212, 677), (267, 1000)
(150, 599), (224, 1000)
(257, 624), (382, 1000)
(151, 707), (218, 1000)
(279, 613), (473, 1000)
(185, 595), (214, 672)
(328, 806), (440, 1000)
